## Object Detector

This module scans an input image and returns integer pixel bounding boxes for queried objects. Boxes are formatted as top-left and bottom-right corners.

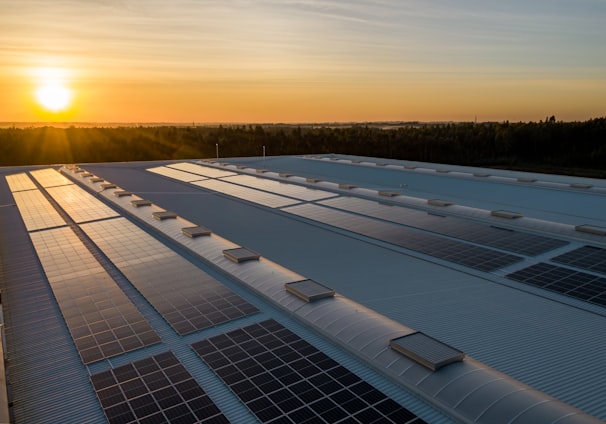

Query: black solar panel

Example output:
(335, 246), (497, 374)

(90, 352), (228, 424)
(507, 263), (606, 307)
(285, 204), (522, 272)
(191, 319), (423, 424)
(553, 246), (606, 275)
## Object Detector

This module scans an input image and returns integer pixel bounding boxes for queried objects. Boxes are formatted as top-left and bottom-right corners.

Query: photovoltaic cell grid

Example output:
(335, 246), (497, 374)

(507, 263), (606, 307)
(5, 172), (37, 192)
(90, 351), (228, 424)
(222, 174), (338, 202)
(46, 184), (121, 223)
(284, 204), (522, 272)
(30, 227), (160, 364)
(11, 189), (67, 231)
(319, 197), (568, 256)
(168, 162), (236, 179)
(81, 218), (259, 335)
(147, 166), (206, 183)
(191, 319), (425, 424)
(29, 167), (74, 188)
(192, 179), (300, 209)
(553, 246), (606, 275)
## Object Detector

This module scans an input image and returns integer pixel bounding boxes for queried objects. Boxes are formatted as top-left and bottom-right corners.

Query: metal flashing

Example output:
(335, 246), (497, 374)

(285, 279), (336, 302)
(389, 332), (465, 371)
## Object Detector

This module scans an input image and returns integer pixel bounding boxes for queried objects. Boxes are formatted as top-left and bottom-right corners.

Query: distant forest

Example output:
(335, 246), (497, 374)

(1, 118), (605, 178)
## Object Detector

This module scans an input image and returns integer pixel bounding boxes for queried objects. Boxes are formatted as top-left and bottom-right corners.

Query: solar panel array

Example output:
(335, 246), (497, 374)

(5, 172), (37, 192)
(553, 246), (606, 275)
(168, 162), (236, 179)
(147, 166), (206, 183)
(46, 185), (121, 223)
(80, 218), (259, 335)
(30, 167), (74, 187)
(191, 319), (424, 424)
(507, 263), (606, 307)
(193, 179), (300, 209)
(319, 197), (567, 256)
(284, 203), (522, 272)
(11, 190), (67, 231)
(90, 351), (228, 424)
(30, 227), (160, 364)
(223, 174), (338, 202)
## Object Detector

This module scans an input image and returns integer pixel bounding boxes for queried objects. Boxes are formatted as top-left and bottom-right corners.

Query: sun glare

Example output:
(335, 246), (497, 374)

(32, 67), (73, 113)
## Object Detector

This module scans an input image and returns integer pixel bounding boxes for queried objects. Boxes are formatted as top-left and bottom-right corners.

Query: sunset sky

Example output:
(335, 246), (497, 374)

(1, 0), (605, 123)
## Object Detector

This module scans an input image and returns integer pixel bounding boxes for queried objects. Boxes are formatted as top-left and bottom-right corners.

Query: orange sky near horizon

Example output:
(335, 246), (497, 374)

(2, 1), (605, 124)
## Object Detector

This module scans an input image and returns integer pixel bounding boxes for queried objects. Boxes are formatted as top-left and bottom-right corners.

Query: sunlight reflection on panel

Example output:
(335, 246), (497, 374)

(12, 189), (66, 231)
(223, 174), (338, 201)
(167, 162), (236, 179)
(46, 184), (120, 223)
(30, 168), (73, 188)
(192, 179), (299, 208)
(5, 172), (37, 192)
(147, 165), (207, 182)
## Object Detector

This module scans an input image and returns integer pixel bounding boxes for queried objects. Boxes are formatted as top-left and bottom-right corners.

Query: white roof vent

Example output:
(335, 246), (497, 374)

(152, 211), (177, 220)
(517, 177), (536, 183)
(181, 226), (211, 238)
(473, 173), (490, 177)
(575, 225), (606, 236)
(285, 279), (335, 302)
(81, 172), (93, 177)
(100, 183), (116, 190)
(306, 177), (321, 183)
(378, 191), (399, 197)
(428, 199), (453, 207)
(113, 190), (132, 197)
(279, 173), (293, 178)
(223, 247), (260, 263)
(390, 332), (465, 371)
(338, 183), (357, 189)
(570, 183), (592, 189)
(131, 199), (152, 207)
(89, 177), (104, 183)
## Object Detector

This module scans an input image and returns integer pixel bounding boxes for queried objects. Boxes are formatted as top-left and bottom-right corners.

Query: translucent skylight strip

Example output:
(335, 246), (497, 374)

(320, 197), (567, 256)
(29, 168), (73, 188)
(12, 189), (66, 231)
(30, 227), (160, 364)
(223, 174), (338, 201)
(169, 162), (236, 178)
(45, 184), (120, 223)
(192, 179), (300, 209)
(5, 173), (37, 192)
(283, 203), (522, 272)
(80, 218), (258, 335)
(147, 166), (206, 182)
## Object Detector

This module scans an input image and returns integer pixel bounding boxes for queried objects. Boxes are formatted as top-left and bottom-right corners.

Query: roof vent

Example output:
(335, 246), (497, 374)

(575, 225), (606, 236)
(306, 178), (321, 183)
(152, 211), (177, 220)
(256, 169), (268, 173)
(114, 190), (132, 197)
(89, 177), (104, 183)
(378, 191), (399, 197)
(570, 183), (592, 189)
(351, 160), (362, 164)
(338, 183), (357, 190)
(101, 183), (116, 190)
(236, 165), (247, 169)
(404, 165), (417, 170)
(473, 173), (490, 177)
(491, 210), (523, 219)
(285, 279), (335, 302)
(376, 162), (387, 167)
(131, 199), (152, 207)
(223, 247), (260, 263)
(81, 172), (93, 177)
(182, 226), (212, 238)
(390, 332), (465, 371)
(517, 177), (536, 183)
(428, 199), (453, 207)
(73, 169), (85, 174)
(436, 169), (450, 173)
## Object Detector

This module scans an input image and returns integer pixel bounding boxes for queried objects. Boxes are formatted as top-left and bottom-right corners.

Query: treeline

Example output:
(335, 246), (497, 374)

(1, 119), (605, 178)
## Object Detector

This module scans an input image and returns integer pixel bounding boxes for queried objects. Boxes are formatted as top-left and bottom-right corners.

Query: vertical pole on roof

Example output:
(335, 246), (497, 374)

(263, 145), (265, 159)
(216, 143), (219, 159)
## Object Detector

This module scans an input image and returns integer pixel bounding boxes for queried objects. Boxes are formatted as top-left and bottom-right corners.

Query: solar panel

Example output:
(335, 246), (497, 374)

(191, 319), (421, 424)
(81, 218), (259, 335)
(12, 189), (66, 231)
(147, 165), (206, 182)
(319, 197), (567, 256)
(90, 351), (228, 424)
(192, 179), (300, 208)
(507, 263), (606, 307)
(29, 168), (74, 188)
(222, 174), (338, 201)
(45, 184), (120, 223)
(553, 246), (606, 275)
(5, 172), (37, 192)
(285, 203), (522, 272)
(30, 227), (160, 364)
(169, 162), (236, 178)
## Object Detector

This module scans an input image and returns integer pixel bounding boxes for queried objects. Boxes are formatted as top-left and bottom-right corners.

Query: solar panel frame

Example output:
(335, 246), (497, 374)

(553, 246), (606, 275)
(192, 179), (300, 208)
(222, 174), (339, 202)
(191, 319), (420, 424)
(81, 218), (259, 335)
(30, 168), (74, 188)
(5, 172), (38, 192)
(147, 165), (207, 182)
(45, 184), (121, 223)
(29, 227), (160, 364)
(90, 351), (229, 424)
(11, 189), (67, 231)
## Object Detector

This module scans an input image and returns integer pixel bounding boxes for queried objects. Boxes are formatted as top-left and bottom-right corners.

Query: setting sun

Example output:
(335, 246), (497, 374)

(32, 67), (73, 113)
